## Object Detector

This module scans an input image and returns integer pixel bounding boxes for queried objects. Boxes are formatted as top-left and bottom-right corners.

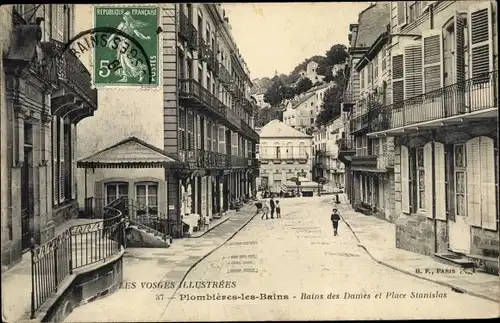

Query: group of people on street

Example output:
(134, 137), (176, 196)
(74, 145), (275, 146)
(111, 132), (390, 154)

(255, 196), (281, 220)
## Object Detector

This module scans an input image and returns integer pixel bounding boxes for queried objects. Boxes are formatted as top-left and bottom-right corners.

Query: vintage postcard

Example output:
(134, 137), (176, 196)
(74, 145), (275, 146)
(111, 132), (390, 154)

(1, 2), (499, 322)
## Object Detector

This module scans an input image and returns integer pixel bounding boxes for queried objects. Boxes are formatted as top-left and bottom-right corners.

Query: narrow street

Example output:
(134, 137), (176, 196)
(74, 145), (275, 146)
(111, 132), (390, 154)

(65, 197), (498, 322)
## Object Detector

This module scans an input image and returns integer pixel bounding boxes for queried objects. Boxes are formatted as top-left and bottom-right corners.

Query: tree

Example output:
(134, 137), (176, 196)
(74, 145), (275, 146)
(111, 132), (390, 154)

(263, 76), (285, 107)
(315, 83), (344, 126)
(325, 44), (349, 66)
(296, 77), (313, 95)
(290, 55), (326, 77)
(281, 86), (296, 100)
(256, 106), (282, 127)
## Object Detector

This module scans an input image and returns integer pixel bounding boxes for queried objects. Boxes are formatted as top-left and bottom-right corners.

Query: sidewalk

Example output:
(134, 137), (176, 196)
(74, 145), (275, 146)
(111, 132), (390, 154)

(336, 194), (499, 303)
(1, 218), (102, 323)
(63, 202), (259, 322)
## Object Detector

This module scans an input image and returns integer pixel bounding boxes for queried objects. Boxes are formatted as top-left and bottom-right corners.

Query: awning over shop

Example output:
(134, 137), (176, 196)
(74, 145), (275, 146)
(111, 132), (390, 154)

(351, 167), (387, 173)
(77, 136), (184, 169)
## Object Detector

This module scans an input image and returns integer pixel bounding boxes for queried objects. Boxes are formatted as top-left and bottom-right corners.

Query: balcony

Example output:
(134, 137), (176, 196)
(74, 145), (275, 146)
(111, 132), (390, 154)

(186, 24), (198, 51)
(367, 71), (498, 137)
(178, 11), (190, 41)
(337, 138), (355, 166)
(241, 120), (259, 141)
(50, 40), (97, 123)
(179, 78), (227, 120)
(351, 155), (378, 168)
(218, 63), (233, 87)
(184, 150), (256, 169)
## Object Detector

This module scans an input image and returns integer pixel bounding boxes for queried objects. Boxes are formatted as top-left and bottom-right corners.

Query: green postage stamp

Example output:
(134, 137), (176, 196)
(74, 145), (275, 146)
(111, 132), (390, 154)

(94, 6), (159, 86)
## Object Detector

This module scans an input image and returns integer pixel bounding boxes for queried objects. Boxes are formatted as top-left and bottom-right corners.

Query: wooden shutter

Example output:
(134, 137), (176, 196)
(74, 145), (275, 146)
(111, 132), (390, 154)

(196, 115), (201, 150)
(468, 2), (493, 79)
(466, 137), (481, 226)
(455, 14), (466, 113)
(422, 29), (443, 92)
(434, 142), (446, 220)
(212, 123), (217, 152)
(424, 142), (433, 218)
(59, 118), (65, 203)
(479, 136), (497, 230)
(187, 111), (194, 150)
(218, 126), (225, 154)
(52, 117), (58, 205)
(392, 52), (404, 104)
(51, 5), (64, 42)
(404, 42), (423, 98)
(401, 145), (410, 213)
(397, 2), (407, 27)
(71, 124), (76, 200)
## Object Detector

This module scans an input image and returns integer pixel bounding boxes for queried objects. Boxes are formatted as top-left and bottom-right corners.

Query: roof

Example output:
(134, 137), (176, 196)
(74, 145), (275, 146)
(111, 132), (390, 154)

(306, 82), (332, 94)
(353, 3), (390, 48)
(259, 120), (312, 138)
(292, 92), (315, 109)
(77, 136), (181, 168)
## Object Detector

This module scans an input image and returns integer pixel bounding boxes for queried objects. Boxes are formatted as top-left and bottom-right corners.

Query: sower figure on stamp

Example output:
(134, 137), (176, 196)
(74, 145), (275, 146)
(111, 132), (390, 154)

(331, 208), (341, 236)
(107, 11), (151, 82)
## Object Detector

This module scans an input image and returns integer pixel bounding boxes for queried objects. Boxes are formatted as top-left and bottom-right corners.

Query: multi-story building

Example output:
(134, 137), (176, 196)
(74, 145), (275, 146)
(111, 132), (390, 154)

(341, 2), (395, 221)
(297, 60), (325, 84)
(283, 83), (333, 132)
(312, 116), (345, 188)
(252, 93), (270, 109)
(76, 4), (259, 238)
(258, 120), (312, 192)
(1, 5), (97, 266)
(363, 1), (498, 268)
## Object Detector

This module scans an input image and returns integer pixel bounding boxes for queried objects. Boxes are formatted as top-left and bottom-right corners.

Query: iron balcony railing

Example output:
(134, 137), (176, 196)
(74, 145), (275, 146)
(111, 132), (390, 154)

(31, 198), (125, 318)
(178, 11), (190, 41)
(186, 24), (198, 51)
(179, 78), (227, 118)
(218, 63), (233, 86)
(241, 121), (259, 141)
(51, 40), (97, 108)
(337, 137), (355, 152)
(185, 149), (256, 169)
(369, 70), (498, 133)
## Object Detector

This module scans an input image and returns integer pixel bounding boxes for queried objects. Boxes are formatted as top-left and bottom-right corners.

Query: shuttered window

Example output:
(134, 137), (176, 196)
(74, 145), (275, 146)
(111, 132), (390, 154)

(422, 29), (443, 92)
(71, 124), (77, 200)
(187, 112), (194, 150)
(466, 138), (481, 226)
(479, 137), (496, 230)
(218, 126), (225, 154)
(392, 54), (404, 106)
(52, 117), (59, 206)
(206, 120), (212, 151)
(373, 55), (379, 81)
(404, 43), (423, 98)
(212, 123), (217, 152)
(455, 14), (467, 113)
(397, 2), (407, 27)
(469, 3), (493, 81)
(196, 115), (201, 150)
(59, 118), (65, 203)
(367, 63), (372, 87)
(52, 5), (64, 42)
(435, 143), (446, 220)
(178, 108), (186, 150)
(401, 145), (410, 213)
(423, 143), (433, 217)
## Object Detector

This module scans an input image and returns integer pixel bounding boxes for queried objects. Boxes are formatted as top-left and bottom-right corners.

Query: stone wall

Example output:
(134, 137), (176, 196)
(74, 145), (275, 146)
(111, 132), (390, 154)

(471, 227), (499, 257)
(41, 255), (123, 322)
(395, 214), (435, 255)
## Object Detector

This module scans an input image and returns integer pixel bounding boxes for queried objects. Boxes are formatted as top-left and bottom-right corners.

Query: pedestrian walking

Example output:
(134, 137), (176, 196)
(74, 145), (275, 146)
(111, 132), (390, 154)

(275, 200), (281, 218)
(334, 194), (341, 204)
(270, 196), (276, 219)
(261, 200), (270, 220)
(331, 208), (341, 236)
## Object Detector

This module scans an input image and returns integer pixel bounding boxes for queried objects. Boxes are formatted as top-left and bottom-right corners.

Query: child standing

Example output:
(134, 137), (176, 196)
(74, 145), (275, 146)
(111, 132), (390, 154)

(331, 208), (341, 236)
(275, 200), (281, 218)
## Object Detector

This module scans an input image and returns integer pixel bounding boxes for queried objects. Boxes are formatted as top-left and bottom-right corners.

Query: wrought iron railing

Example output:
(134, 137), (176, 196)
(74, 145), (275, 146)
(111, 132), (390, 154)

(178, 79), (227, 119)
(123, 198), (175, 239)
(218, 63), (233, 85)
(50, 40), (97, 108)
(241, 120), (259, 141)
(30, 198), (125, 318)
(369, 70), (498, 133)
(178, 11), (190, 41)
(337, 137), (355, 151)
(186, 24), (198, 51)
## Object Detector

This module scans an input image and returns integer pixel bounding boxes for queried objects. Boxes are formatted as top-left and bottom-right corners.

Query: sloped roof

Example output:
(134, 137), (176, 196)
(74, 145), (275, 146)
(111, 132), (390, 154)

(292, 92), (315, 109)
(78, 136), (181, 168)
(259, 120), (312, 138)
(306, 82), (332, 94)
(354, 3), (390, 48)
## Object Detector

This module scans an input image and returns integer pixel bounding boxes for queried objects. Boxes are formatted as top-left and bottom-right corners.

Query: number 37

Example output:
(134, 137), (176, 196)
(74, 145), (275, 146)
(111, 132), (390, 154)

(98, 60), (121, 78)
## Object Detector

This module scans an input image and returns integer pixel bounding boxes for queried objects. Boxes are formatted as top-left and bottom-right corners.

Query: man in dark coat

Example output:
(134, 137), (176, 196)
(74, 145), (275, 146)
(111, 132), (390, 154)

(270, 197), (276, 219)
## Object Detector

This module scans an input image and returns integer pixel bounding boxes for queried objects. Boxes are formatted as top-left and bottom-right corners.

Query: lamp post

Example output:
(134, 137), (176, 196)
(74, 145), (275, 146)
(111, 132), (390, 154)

(297, 170), (307, 196)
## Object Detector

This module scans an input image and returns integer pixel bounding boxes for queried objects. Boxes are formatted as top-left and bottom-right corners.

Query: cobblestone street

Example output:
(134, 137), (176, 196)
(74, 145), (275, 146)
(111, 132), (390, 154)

(65, 197), (498, 322)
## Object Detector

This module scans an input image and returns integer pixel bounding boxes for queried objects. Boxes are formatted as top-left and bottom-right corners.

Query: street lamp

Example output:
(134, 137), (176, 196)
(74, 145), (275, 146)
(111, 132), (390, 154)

(296, 170), (307, 196)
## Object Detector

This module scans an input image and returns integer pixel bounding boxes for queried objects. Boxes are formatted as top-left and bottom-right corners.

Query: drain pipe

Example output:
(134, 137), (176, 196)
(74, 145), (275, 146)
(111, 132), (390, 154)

(431, 130), (438, 254)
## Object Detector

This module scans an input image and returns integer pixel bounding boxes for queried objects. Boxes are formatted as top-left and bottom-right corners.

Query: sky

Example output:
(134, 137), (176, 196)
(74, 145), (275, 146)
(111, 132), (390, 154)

(223, 2), (370, 80)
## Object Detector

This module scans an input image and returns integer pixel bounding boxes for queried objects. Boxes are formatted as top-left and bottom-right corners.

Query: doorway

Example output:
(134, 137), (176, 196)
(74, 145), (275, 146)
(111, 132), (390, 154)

(21, 124), (34, 251)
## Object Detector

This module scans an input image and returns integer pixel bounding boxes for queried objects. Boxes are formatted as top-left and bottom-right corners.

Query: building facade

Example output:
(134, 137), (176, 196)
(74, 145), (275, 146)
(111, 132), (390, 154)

(1, 5), (97, 267)
(298, 61), (325, 84)
(341, 2), (396, 221)
(77, 4), (259, 238)
(251, 93), (270, 109)
(258, 120), (312, 192)
(362, 1), (498, 267)
(312, 116), (345, 188)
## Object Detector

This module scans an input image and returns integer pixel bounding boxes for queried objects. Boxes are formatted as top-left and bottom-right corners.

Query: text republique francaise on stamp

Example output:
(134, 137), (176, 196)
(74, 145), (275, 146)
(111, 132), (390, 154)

(63, 6), (160, 87)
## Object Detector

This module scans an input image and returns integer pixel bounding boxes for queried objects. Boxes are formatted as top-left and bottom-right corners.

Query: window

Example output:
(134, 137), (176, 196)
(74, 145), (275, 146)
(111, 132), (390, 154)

(360, 68), (364, 89)
(105, 182), (128, 205)
(367, 63), (372, 86)
(416, 147), (425, 210)
(63, 5), (71, 43)
(453, 144), (467, 217)
(299, 142), (306, 158)
(373, 55), (379, 80)
(187, 112), (194, 149)
(136, 182), (158, 213)
(178, 108), (186, 150)
(275, 142), (280, 159)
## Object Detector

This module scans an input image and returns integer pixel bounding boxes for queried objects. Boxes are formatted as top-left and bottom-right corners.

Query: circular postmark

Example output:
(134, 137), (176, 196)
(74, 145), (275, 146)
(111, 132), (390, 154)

(60, 27), (157, 86)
